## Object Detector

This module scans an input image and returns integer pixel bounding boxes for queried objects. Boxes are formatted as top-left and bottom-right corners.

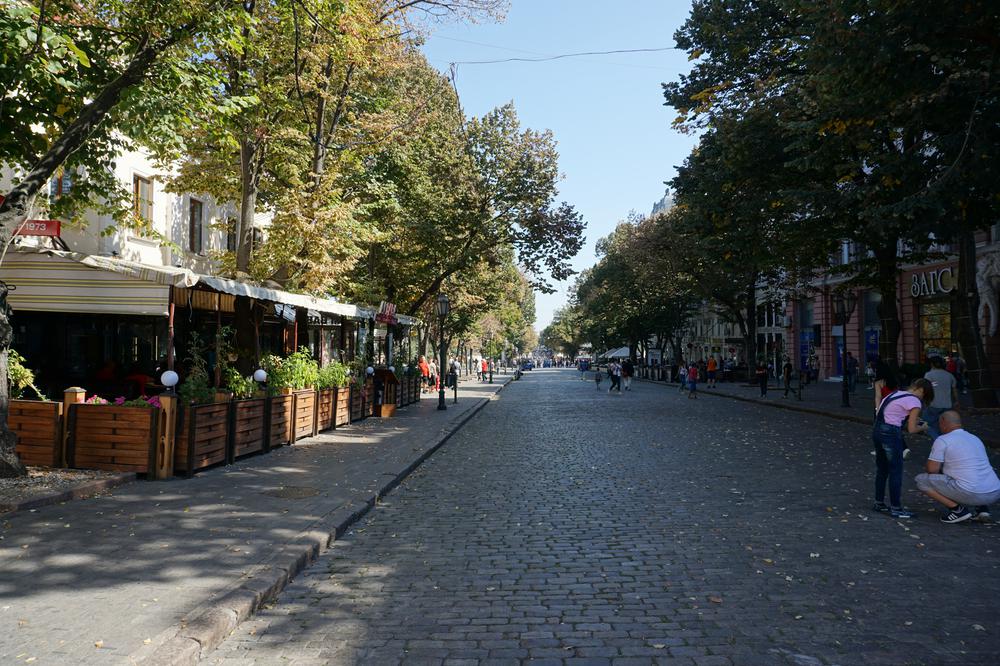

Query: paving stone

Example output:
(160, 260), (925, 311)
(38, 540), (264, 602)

(199, 369), (1000, 665)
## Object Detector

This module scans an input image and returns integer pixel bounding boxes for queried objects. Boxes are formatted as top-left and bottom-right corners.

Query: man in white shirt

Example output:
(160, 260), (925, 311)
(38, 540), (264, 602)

(915, 411), (1000, 524)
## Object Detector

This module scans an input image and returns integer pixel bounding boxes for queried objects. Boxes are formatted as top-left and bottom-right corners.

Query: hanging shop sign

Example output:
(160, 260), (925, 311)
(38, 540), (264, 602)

(375, 301), (398, 325)
(910, 267), (955, 298)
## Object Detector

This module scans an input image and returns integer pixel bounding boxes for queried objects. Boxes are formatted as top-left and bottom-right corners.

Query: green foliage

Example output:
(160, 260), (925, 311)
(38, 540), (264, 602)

(178, 332), (215, 405)
(223, 367), (256, 400)
(317, 361), (350, 389)
(261, 348), (319, 393)
(7, 350), (47, 400)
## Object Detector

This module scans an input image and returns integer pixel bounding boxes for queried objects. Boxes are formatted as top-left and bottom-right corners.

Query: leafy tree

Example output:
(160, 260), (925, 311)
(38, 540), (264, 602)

(0, 0), (246, 477)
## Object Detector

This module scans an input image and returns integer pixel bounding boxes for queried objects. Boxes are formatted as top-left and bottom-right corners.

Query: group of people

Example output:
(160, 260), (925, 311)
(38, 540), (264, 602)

(595, 359), (634, 393)
(871, 356), (999, 524)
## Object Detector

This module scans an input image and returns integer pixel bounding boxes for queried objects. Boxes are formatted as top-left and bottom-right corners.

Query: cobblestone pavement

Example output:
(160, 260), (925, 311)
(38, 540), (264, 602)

(205, 368), (1000, 666)
(0, 376), (504, 665)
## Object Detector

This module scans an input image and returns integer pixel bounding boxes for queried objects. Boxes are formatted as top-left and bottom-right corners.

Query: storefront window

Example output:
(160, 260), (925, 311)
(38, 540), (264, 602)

(919, 301), (953, 359)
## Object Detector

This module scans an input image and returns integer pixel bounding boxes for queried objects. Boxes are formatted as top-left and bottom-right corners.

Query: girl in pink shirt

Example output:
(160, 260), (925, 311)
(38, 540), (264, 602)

(872, 378), (933, 518)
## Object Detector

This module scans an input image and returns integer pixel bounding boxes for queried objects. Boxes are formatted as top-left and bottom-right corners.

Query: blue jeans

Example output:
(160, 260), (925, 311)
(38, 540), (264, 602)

(923, 406), (946, 441)
(873, 422), (906, 507)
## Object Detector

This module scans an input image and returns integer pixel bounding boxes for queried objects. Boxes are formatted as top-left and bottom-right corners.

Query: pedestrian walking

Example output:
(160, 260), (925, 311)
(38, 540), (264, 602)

(678, 361), (688, 393)
(418, 355), (430, 393)
(621, 358), (634, 391)
(755, 360), (768, 398)
(480, 358), (488, 382)
(706, 355), (718, 389)
(846, 352), (859, 393)
(782, 357), (793, 398)
(686, 363), (698, 399)
(608, 361), (622, 393)
(872, 378), (934, 519)
(428, 360), (438, 391)
(594, 368), (603, 389)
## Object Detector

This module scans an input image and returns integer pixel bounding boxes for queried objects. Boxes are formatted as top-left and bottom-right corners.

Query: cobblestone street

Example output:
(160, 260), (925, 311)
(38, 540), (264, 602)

(206, 368), (1000, 666)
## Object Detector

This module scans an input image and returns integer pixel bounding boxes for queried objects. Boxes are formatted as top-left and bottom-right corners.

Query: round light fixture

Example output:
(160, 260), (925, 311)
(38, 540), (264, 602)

(160, 370), (179, 388)
(253, 369), (267, 383)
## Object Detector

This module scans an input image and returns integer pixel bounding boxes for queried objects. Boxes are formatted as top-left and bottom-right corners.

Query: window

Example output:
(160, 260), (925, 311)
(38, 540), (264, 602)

(919, 301), (953, 359)
(188, 199), (204, 253)
(49, 169), (72, 200)
(250, 227), (263, 251)
(132, 175), (153, 223)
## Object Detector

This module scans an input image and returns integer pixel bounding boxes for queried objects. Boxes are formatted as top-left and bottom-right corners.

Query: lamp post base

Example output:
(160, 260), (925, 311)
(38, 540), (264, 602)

(437, 388), (447, 410)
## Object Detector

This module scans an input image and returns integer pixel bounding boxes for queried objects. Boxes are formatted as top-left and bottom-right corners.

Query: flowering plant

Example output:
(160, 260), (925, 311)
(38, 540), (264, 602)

(85, 395), (109, 405)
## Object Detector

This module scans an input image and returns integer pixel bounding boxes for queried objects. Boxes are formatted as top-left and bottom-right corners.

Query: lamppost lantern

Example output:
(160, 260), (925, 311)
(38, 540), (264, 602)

(253, 369), (267, 383)
(435, 292), (450, 317)
(844, 290), (858, 318)
(160, 370), (179, 393)
(366, 366), (374, 376)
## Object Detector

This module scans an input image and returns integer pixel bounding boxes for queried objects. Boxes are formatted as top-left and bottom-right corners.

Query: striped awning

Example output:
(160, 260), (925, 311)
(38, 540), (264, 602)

(0, 249), (421, 325)
(0, 251), (180, 316)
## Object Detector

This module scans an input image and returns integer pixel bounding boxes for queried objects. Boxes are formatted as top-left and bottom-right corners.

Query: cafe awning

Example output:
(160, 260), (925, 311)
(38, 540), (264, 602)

(0, 248), (420, 325)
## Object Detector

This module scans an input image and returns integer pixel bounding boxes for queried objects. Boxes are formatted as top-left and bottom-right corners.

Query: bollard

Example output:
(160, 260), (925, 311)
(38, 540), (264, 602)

(61, 387), (86, 467)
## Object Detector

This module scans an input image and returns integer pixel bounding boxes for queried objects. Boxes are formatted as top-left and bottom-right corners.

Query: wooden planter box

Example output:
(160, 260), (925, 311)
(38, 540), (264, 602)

(350, 383), (363, 422)
(232, 398), (266, 459)
(291, 389), (317, 441)
(364, 380), (374, 418)
(67, 404), (158, 474)
(411, 376), (421, 403)
(174, 402), (229, 476)
(316, 388), (336, 432)
(268, 394), (293, 448)
(10, 399), (63, 467)
(335, 387), (350, 427)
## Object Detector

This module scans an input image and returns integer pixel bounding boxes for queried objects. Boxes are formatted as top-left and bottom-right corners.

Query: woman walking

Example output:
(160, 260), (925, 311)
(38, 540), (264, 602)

(872, 378), (934, 519)
(686, 364), (699, 399)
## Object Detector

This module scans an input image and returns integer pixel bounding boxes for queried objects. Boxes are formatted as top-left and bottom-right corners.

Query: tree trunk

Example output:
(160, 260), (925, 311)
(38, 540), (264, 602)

(234, 296), (258, 374)
(0, 304), (27, 478)
(0, 196), (34, 477)
(235, 137), (261, 274)
(953, 231), (998, 407)
(874, 245), (902, 369)
(743, 285), (758, 373)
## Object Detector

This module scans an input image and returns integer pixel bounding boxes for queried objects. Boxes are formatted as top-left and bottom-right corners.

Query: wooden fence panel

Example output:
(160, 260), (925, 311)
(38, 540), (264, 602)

(68, 405), (157, 473)
(232, 399), (266, 459)
(10, 400), (62, 467)
(292, 390), (316, 441)
(269, 395), (293, 448)
(174, 402), (230, 475)
(317, 389), (335, 432)
(335, 388), (350, 427)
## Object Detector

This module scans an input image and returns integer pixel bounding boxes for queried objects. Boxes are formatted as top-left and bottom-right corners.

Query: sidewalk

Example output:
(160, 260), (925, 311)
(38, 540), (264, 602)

(0, 375), (509, 665)
(657, 376), (1000, 446)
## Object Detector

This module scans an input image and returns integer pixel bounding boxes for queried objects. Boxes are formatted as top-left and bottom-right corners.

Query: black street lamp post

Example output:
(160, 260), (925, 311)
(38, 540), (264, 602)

(832, 290), (858, 408)
(435, 293), (449, 411)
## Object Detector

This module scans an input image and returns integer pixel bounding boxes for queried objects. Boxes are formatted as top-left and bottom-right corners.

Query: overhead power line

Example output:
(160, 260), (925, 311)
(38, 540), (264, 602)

(449, 46), (677, 66)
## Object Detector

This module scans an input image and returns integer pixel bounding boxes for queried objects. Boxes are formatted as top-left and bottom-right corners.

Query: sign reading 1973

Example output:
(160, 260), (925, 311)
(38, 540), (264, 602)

(911, 267), (955, 298)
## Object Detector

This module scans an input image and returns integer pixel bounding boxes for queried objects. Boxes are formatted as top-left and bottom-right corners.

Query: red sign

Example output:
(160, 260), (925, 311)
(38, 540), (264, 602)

(375, 301), (397, 325)
(15, 219), (61, 237)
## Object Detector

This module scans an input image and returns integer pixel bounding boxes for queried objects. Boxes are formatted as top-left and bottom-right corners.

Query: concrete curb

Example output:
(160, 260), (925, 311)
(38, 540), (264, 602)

(0, 472), (136, 515)
(638, 377), (1000, 449)
(139, 378), (511, 666)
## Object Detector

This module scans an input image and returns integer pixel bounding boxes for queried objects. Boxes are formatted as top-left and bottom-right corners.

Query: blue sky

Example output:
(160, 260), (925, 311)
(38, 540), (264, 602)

(419, 0), (699, 331)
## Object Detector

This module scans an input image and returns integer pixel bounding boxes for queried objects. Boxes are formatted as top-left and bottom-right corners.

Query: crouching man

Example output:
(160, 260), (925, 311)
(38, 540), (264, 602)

(915, 410), (1000, 524)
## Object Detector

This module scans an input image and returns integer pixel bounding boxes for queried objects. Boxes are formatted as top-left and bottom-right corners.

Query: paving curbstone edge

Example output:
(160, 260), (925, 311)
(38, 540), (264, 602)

(138, 377), (511, 665)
